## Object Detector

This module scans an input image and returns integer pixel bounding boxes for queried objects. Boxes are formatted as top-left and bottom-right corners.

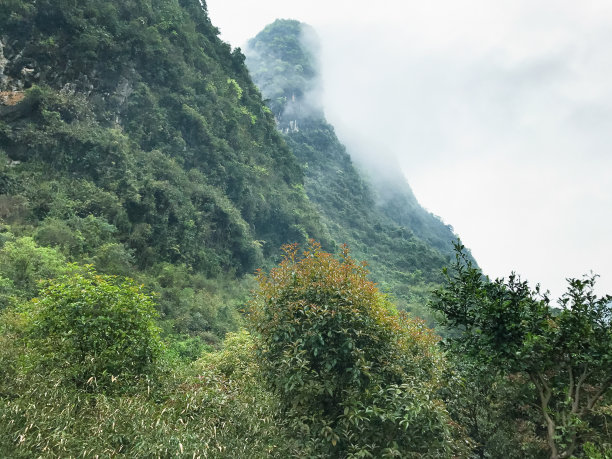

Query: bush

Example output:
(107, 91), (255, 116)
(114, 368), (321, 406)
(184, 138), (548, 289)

(0, 236), (71, 303)
(249, 241), (464, 457)
(22, 268), (162, 391)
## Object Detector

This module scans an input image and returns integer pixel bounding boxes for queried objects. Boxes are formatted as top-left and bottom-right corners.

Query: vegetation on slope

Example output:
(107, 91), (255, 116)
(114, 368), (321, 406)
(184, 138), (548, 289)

(0, 244), (471, 458)
(0, 1), (331, 272)
(0, 2), (609, 458)
(0, 1), (337, 350)
(246, 19), (462, 318)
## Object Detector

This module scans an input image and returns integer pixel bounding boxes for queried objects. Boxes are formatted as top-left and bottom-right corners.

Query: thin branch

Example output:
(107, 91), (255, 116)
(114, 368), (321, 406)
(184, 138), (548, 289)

(584, 378), (612, 415)
(567, 366), (574, 410)
(559, 432), (578, 459)
(531, 373), (558, 459)
(572, 366), (591, 414)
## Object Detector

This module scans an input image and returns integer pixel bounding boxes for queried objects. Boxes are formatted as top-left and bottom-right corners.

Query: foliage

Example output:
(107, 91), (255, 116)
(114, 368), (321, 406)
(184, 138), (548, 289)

(0, 235), (73, 308)
(20, 268), (162, 391)
(583, 441), (612, 459)
(250, 241), (465, 457)
(283, 120), (450, 290)
(144, 263), (255, 345)
(440, 357), (548, 458)
(8, 1), (611, 456)
(0, 0), (330, 276)
(0, 0), (341, 346)
(431, 242), (612, 458)
(0, 0), (463, 348)
(0, 328), (303, 457)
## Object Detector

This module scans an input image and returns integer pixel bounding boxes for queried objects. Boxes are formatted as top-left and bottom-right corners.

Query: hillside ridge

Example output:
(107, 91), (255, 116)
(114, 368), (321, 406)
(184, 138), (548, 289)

(246, 19), (463, 314)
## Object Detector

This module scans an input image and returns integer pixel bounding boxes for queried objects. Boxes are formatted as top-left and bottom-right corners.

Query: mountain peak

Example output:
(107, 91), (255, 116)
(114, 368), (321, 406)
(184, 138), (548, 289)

(246, 19), (322, 126)
(245, 20), (466, 319)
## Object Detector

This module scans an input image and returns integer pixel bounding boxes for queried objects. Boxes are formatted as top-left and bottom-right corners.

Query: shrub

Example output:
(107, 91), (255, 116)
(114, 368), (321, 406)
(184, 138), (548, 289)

(0, 236), (71, 302)
(249, 241), (464, 457)
(23, 268), (162, 391)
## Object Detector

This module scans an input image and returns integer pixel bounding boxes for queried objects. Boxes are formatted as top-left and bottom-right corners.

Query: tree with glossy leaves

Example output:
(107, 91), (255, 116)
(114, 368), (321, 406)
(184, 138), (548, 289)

(431, 242), (612, 459)
(249, 241), (466, 457)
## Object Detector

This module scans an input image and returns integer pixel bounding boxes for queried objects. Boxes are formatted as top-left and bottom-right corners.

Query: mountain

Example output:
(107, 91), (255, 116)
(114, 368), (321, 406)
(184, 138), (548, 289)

(246, 19), (463, 313)
(0, 0), (342, 344)
(0, 1), (335, 275)
(0, 2), (465, 338)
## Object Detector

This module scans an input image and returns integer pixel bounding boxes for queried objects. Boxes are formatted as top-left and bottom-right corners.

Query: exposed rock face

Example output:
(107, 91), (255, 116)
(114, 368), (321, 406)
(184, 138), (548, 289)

(0, 39), (28, 112)
(0, 39), (8, 90)
(0, 91), (25, 106)
(0, 38), (32, 91)
(115, 77), (133, 105)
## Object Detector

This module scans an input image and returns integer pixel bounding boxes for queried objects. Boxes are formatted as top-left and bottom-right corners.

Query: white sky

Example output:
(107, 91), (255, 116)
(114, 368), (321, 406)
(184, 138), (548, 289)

(205, 0), (612, 299)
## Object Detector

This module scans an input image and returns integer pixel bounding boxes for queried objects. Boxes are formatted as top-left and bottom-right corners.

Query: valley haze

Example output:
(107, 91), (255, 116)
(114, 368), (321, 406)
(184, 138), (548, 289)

(206, 0), (612, 299)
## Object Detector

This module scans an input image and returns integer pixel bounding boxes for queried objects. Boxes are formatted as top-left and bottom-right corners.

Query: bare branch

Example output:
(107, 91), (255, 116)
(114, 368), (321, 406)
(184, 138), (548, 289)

(572, 366), (591, 414)
(531, 373), (558, 458)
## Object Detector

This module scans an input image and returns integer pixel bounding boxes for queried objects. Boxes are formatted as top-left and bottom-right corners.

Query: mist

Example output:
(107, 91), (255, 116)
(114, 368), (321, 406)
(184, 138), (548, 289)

(245, 21), (325, 129)
(205, 0), (612, 299)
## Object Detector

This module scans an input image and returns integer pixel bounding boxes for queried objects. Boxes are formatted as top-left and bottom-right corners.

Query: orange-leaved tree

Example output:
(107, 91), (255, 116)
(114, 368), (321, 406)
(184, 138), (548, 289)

(249, 241), (466, 457)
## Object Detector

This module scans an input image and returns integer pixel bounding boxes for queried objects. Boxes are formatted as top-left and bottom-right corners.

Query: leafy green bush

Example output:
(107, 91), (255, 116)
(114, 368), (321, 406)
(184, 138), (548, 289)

(250, 241), (465, 457)
(22, 268), (162, 391)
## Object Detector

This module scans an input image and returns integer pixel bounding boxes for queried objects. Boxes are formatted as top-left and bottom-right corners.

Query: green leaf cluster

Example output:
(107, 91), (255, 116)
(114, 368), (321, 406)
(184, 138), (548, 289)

(432, 243), (612, 458)
(250, 241), (465, 457)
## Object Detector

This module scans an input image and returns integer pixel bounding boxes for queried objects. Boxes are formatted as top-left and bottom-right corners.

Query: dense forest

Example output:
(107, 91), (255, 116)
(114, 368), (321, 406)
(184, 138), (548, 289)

(0, 1), (610, 457)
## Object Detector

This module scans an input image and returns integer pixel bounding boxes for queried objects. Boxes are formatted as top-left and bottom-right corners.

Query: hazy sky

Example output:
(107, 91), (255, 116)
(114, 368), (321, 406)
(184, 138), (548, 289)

(205, 0), (612, 299)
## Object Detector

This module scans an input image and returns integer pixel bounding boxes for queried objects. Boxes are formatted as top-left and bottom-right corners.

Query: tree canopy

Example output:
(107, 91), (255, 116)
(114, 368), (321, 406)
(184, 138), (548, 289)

(250, 241), (465, 457)
(431, 243), (612, 458)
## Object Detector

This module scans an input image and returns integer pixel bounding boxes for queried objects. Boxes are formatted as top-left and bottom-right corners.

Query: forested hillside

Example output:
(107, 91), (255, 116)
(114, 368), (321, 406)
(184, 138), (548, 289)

(0, 0), (340, 348)
(0, 4), (457, 339)
(0, 2), (609, 458)
(246, 19), (463, 315)
(0, 1), (333, 270)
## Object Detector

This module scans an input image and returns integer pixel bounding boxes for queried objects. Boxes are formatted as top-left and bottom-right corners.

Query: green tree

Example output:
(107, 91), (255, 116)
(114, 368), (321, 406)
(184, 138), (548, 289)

(24, 268), (162, 391)
(431, 243), (612, 459)
(250, 241), (464, 457)
(441, 357), (548, 458)
(0, 236), (72, 307)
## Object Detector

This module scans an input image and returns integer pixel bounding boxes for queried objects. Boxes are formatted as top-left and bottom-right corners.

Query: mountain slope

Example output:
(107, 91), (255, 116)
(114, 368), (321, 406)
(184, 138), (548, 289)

(0, 1), (341, 345)
(0, 1), (332, 276)
(246, 19), (463, 312)
(0, 2), (465, 334)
